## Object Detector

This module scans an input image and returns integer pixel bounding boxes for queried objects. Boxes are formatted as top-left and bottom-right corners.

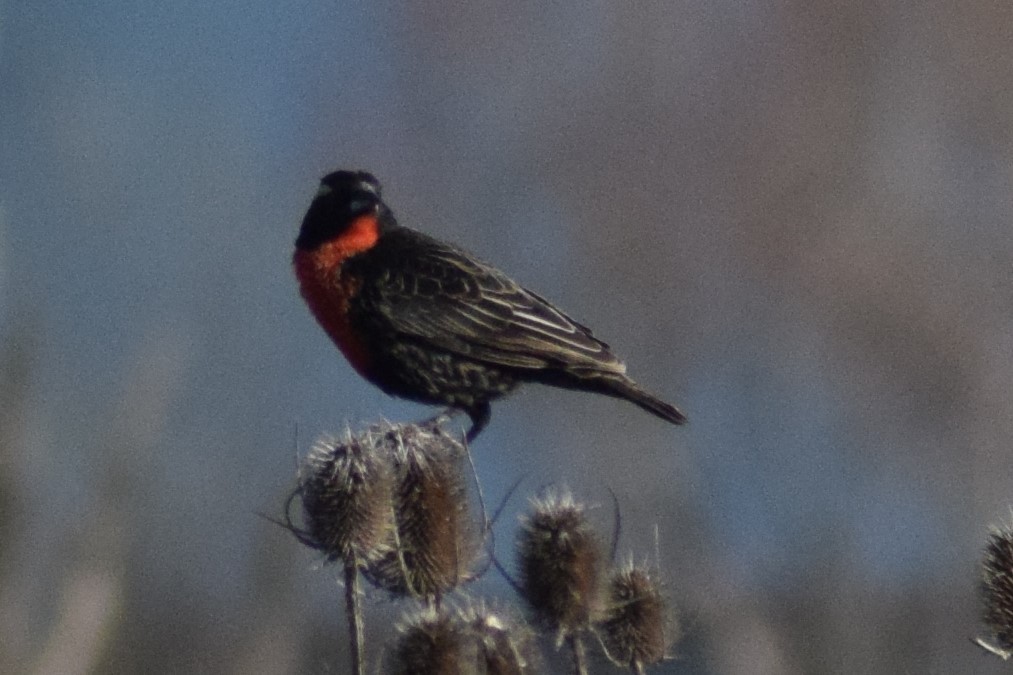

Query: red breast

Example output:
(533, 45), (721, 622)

(293, 213), (381, 378)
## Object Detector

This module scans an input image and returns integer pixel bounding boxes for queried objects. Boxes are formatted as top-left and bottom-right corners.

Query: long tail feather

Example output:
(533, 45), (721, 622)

(600, 377), (687, 425)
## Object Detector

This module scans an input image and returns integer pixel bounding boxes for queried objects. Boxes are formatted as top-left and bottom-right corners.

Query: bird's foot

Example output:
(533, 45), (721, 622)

(418, 407), (461, 430)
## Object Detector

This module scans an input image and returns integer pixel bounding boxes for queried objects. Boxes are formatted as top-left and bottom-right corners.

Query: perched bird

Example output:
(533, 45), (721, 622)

(294, 170), (686, 441)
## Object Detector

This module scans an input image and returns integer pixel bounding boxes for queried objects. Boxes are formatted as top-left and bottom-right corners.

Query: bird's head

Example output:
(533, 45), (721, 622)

(296, 170), (385, 251)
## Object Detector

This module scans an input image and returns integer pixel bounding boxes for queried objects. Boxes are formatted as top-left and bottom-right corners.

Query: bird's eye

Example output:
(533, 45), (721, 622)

(347, 198), (375, 214)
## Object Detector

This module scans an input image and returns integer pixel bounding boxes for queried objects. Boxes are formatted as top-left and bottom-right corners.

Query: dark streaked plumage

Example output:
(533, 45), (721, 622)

(294, 170), (686, 441)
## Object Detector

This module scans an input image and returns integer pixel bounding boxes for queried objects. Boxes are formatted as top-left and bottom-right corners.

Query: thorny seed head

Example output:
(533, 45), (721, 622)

(980, 523), (1013, 656)
(458, 602), (541, 675)
(389, 603), (540, 675)
(390, 606), (465, 675)
(516, 490), (602, 642)
(360, 421), (481, 600)
(596, 560), (675, 671)
(293, 429), (394, 562)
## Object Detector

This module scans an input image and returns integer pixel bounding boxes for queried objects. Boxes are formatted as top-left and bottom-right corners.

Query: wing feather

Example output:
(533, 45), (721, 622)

(351, 231), (626, 374)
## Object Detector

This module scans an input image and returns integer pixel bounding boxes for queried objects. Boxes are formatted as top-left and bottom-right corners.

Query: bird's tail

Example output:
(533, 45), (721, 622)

(596, 374), (688, 426)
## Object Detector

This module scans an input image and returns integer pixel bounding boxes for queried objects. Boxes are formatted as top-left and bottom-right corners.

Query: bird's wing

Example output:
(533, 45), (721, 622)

(351, 235), (627, 373)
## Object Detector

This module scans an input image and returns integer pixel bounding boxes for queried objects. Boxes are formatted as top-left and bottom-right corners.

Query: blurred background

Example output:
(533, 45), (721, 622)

(2, 1), (1013, 673)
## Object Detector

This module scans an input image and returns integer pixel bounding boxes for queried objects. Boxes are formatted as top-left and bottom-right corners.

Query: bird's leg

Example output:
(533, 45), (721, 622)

(465, 402), (491, 444)
(417, 403), (489, 443)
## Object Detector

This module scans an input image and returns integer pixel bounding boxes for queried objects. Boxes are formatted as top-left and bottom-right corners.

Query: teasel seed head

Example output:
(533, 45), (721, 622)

(979, 522), (1013, 658)
(596, 560), (675, 671)
(459, 602), (541, 675)
(516, 490), (602, 642)
(389, 606), (465, 675)
(293, 429), (394, 563)
(361, 421), (480, 600)
(389, 603), (540, 675)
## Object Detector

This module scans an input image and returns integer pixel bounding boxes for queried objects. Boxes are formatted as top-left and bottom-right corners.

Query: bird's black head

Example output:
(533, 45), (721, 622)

(296, 170), (385, 251)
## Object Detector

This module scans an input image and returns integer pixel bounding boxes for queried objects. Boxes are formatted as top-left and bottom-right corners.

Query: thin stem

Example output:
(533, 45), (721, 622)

(344, 555), (365, 675)
(567, 633), (588, 675)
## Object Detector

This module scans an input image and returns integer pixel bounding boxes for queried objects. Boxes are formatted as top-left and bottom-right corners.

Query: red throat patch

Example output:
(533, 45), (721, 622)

(293, 214), (380, 378)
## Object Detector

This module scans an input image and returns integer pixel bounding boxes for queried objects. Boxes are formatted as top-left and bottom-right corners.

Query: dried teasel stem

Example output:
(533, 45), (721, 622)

(289, 430), (396, 675)
(344, 556), (365, 675)
(566, 633), (589, 675)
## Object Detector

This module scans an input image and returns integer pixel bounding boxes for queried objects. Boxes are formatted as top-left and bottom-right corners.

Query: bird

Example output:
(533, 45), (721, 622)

(293, 170), (686, 442)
